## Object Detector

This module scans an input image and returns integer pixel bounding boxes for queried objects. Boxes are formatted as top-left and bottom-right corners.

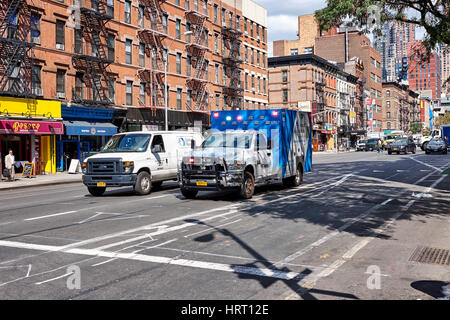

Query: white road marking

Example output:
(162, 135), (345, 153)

(310, 174), (353, 198)
(409, 157), (443, 171)
(184, 219), (242, 238)
(35, 272), (72, 285)
(24, 211), (77, 221)
(145, 195), (170, 200)
(0, 239), (307, 282)
(0, 221), (14, 226)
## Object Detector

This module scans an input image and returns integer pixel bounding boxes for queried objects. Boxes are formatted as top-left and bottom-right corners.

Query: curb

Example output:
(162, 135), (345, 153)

(0, 179), (82, 191)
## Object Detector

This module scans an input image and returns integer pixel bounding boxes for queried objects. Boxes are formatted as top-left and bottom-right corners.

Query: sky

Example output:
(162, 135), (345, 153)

(259, 0), (426, 57)
(258, 0), (328, 56)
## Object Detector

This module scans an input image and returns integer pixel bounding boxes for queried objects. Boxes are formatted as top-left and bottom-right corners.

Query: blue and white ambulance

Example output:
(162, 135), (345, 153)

(178, 109), (312, 199)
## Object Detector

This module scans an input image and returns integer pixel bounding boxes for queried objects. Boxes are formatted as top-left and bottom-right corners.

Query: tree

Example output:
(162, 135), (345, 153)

(436, 113), (450, 126)
(410, 122), (423, 133)
(315, 0), (450, 82)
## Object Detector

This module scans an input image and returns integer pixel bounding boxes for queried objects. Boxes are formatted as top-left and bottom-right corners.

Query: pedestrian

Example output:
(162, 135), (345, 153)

(4, 149), (15, 181)
(377, 138), (382, 153)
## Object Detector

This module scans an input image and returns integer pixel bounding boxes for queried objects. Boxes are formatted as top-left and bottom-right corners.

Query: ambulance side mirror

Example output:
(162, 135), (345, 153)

(191, 139), (196, 149)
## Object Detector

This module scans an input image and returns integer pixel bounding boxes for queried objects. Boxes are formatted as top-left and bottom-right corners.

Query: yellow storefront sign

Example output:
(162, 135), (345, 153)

(0, 96), (61, 119)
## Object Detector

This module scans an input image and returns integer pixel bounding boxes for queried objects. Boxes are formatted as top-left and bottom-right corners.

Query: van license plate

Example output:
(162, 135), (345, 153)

(196, 181), (207, 186)
(97, 182), (106, 187)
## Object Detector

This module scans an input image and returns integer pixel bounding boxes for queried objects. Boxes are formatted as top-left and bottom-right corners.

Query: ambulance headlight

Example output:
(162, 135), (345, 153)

(227, 161), (244, 170)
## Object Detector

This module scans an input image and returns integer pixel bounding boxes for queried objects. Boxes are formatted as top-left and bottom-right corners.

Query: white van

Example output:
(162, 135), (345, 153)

(82, 131), (203, 196)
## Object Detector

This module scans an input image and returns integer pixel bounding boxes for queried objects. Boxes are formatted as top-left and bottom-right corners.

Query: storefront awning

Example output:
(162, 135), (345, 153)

(0, 119), (64, 134)
(64, 121), (117, 136)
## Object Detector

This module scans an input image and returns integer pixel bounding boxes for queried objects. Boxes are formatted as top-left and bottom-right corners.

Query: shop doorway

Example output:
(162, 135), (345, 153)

(57, 140), (90, 171)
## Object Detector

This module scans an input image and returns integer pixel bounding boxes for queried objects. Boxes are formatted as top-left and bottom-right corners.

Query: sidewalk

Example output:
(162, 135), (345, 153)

(0, 172), (82, 191)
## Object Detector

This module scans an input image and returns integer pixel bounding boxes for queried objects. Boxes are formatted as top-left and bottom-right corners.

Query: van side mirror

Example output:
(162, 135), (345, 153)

(190, 139), (195, 149)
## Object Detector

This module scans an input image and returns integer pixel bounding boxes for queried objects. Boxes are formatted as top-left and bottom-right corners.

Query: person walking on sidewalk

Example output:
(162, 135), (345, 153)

(377, 139), (382, 153)
(4, 149), (15, 181)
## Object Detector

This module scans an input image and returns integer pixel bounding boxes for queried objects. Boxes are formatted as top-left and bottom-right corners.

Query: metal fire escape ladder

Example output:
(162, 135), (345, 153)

(185, 9), (209, 112)
(222, 25), (242, 110)
(137, 0), (167, 111)
(0, 0), (35, 98)
(72, 0), (113, 106)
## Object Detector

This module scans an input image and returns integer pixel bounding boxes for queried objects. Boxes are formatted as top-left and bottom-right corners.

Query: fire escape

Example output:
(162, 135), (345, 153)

(185, 7), (209, 112)
(137, 0), (167, 112)
(72, 0), (113, 106)
(0, 0), (35, 97)
(222, 24), (242, 110)
(399, 94), (410, 132)
(313, 78), (326, 125)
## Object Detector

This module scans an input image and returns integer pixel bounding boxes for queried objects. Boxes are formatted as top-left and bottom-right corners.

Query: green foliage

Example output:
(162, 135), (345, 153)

(422, 127), (431, 136)
(436, 113), (450, 126)
(409, 122), (423, 134)
(315, 0), (450, 65)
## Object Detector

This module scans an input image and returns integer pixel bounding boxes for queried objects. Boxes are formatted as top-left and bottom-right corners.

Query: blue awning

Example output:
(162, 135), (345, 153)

(64, 121), (117, 136)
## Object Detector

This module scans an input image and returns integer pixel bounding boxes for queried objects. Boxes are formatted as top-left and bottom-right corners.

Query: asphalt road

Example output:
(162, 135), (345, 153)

(0, 150), (449, 300)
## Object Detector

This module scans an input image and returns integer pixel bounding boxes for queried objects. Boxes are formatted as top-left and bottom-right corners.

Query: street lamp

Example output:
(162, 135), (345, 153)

(164, 30), (193, 131)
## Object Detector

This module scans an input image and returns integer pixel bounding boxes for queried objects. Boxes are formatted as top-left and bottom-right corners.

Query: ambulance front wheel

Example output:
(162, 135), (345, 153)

(240, 171), (255, 199)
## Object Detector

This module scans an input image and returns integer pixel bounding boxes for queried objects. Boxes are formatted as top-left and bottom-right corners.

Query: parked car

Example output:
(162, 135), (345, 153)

(425, 138), (448, 154)
(387, 137), (416, 154)
(365, 138), (379, 151)
(356, 139), (367, 151)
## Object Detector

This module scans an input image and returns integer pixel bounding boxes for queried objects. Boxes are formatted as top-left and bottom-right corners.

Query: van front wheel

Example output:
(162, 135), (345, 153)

(135, 171), (152, 195)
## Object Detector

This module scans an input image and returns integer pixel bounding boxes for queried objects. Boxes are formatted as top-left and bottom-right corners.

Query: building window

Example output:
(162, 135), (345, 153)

(125, 1), (131, 24)
(31, 65), (41, 92)
(386, 100), (390, 107)
(187, 90), (192, 109)
(263, 78), (266, 94)
(251, 75), (255, 90)
(304, 47), (313, 54)
(262, 27), (265, 42)
(257, 76), (260, 92)
(251, 49), (254, 64)
(185, 0), (190, 10)
(126, 81), (133, 105)
(214, 34), (219, 52)
(176, 88), (182, 110)
(175, 0), (180, 6)
(213, 4), (218, 22)
(222, 8), (226, 26)
(107, 0), (114, 17)
(215, 94), (220, 110)
(75, 72), (84, 99)
(386, 89), (390, 96)
(387, 111), (391, 118)
(282, 89), (288, 102)
(236, 16), (240, 31)
(186, 55), (191, 76)
(140, 83), (146, 106)
(139, 43), (145, 67)
(176, 53), (181, 74)
(223, 66), (227, 85)
(55, 20), (65, 50)
(244, 46), (248, 63)
(229, 12), (233, 29)
(244, 18), (247, 34)
(186, 23), (191, 42)
(162, 14), (168, 33)
(125, 39), (132, 64)
(203, 0), (208, 16)
(176, 19), (181, 39)
(257, 51), (260, 66)
(138, 5), (144, 27)
(262, 53), (266, 68)
(108, 78), (115, 103)
(108, 34), (115, 61)
(387, 122), (391, 129)
(245, 73), (248, 90)
(31, 13), (40, 44)
(215, 64), (219, 84)
(56, 69), (65, 96)
(256, 24), (259, 39)
(282, 70), (288, 82)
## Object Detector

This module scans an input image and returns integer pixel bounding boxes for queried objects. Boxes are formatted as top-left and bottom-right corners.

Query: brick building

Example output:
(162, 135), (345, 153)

(407, 41), (441, 103)
(315, 30), (384, 133)
(268, 54), (358, 151)
(0, 0), (268, 171)
(381, 82), (420, 132)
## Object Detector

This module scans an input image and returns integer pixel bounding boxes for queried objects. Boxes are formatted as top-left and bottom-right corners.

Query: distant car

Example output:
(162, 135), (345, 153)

(356, 139), (367, 151)
(425, 139), (448, 154)
(387, 137), (416, 154)
(365, 138), (379, 151)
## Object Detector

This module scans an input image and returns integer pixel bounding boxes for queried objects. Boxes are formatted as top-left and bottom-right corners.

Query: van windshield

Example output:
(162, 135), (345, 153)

(101, 134), (151, 153)
(201, 133), (253, 149)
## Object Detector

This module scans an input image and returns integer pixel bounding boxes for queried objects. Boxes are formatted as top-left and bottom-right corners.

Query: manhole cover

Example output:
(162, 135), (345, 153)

(409, 246), (450, 266)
